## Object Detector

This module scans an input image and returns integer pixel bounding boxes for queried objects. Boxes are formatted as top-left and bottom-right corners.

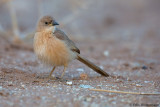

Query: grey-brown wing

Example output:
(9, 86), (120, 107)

(53, 28), (80, 54)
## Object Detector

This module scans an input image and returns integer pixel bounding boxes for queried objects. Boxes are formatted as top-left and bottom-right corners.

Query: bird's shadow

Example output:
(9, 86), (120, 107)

(36, 72), (129, 83)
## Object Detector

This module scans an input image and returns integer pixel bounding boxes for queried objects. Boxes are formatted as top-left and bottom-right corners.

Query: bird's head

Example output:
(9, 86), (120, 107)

(36, 16), (59, 32)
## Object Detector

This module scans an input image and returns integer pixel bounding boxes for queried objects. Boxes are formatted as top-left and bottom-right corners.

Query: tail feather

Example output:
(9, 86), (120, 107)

(77, 55), (109, 77)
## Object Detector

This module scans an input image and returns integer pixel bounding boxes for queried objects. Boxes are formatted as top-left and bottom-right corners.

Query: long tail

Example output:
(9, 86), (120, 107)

(77, 55), (109, 77)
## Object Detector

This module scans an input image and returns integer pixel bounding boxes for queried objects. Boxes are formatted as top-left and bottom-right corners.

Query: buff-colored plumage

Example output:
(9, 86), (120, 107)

(34, 31), (72, 67)
(34, 16), (109, 78)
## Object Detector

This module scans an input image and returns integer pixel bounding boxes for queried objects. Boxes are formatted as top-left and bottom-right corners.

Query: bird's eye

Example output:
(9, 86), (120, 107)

(45, 22), (48, 25)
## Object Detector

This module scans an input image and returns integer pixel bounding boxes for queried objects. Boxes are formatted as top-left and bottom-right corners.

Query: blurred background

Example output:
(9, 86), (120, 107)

(0, 0), (160, 42)
(0, 1), (160, 106)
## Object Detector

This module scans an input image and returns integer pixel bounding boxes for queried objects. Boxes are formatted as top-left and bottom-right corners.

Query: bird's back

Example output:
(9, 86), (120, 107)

(53, 28), (80, 54)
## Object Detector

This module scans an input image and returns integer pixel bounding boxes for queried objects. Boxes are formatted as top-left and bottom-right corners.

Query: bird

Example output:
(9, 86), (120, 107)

(34, 15), (109, 79)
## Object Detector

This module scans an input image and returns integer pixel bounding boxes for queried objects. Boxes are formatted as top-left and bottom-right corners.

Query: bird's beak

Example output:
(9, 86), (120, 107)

(52, 21), (59, 26)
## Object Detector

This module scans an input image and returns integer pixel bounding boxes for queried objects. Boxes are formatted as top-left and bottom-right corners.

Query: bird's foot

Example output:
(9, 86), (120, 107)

(49, 75), (56, 80)
(36, 74), (49, 79)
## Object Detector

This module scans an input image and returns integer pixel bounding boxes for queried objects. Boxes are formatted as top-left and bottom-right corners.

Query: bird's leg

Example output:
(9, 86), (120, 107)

(49, 66), (56, 78)
(60, 66), (67, 78)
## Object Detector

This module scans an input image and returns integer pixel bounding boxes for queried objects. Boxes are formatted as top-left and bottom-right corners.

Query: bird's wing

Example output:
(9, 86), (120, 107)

(53, 28), (80, 54)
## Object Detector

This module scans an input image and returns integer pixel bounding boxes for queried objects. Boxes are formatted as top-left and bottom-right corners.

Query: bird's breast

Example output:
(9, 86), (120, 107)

(34, 32), (75, 66)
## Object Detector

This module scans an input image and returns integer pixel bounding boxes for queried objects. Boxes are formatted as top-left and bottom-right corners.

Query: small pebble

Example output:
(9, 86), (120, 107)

(131, 62), (141, 68)
(142, 65), (148, 70)
(8, 81), (13, 86)
(84, 97), (92, 102)
(136, 84), (143, 87)
(144, 81), (151, 83)
(0, 86), (2, 90)
(21, 84), (25, 89)
(80, 73), (88, 80)
(76, 68), (84, 72)
(99, 65), (104, 69)
(103, 50), (109, 56)
(66, 81), (72, 85)
(123, 63), (130, 67)
(79, 84), (93, 89)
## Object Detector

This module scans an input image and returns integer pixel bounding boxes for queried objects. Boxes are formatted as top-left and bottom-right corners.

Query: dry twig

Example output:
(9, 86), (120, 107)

(7, 0), (21, 43)
(89, 89), (160, 95)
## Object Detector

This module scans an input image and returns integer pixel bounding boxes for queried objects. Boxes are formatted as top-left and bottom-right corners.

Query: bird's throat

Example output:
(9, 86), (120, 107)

(46, 26), (56, 33)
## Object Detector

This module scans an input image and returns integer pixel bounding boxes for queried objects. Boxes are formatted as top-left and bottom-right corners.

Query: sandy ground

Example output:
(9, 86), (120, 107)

(0, 33), (160, 107)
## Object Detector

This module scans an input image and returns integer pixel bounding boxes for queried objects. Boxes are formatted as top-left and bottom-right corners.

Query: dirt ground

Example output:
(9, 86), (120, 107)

(0, 33), (160, 107)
